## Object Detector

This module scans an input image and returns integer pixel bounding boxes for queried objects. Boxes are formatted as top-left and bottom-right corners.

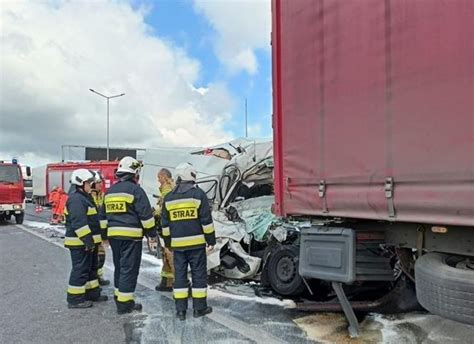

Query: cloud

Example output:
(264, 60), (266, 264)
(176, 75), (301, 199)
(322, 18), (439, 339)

(194, 0), (271, 75)
(0, 1), (234, 166)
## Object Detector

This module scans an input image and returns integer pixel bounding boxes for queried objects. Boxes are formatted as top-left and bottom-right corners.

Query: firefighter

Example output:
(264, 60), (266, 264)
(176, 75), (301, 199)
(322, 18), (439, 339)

(90, 171), (110, 286)
(104, 156), (158, 314)
(161, 162), (216, 321)
(154, 168), (176, 292)
(48, 186), (61, 224)
(64, 169), (108, 308)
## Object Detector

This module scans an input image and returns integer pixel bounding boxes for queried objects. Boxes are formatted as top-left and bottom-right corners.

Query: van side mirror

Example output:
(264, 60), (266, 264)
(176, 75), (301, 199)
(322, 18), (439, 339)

(26, 167), (32, 177)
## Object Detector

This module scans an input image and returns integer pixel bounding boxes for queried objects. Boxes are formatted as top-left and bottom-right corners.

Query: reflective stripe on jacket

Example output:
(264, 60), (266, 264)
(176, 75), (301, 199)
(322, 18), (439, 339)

(104, 177), (157, 240)
(64, 188), (104, 248)
(161, 181), (216, 251)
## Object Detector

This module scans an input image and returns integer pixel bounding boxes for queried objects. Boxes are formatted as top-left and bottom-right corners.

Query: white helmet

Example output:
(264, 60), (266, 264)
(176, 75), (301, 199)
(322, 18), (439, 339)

(175, 162), (197, 182)
(93, 171), (103, 183)
(117, 156), (142, 174)
(70, 169), (96, 186)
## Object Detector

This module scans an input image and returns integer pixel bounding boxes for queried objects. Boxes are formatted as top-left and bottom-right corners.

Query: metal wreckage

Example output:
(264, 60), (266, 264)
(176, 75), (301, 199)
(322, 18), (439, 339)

(140, 139), (308, 296)
(140, 139), (419, 312)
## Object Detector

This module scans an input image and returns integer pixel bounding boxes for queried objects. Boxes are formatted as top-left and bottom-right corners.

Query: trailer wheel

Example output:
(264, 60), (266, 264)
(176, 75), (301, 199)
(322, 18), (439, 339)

(415, 252), (474, 325)
(266, 245), (305, 296)
(15, 213), (24, 225)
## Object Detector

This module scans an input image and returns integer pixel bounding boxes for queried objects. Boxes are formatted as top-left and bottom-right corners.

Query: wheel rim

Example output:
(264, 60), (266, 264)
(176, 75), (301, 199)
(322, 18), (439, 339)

(276, 256), (297, 283)
(445, 255), (474, 271)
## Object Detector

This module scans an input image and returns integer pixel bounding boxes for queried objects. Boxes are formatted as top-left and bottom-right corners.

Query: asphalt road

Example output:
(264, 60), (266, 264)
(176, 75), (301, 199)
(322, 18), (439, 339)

(0, 207), (312, 344)
(2, 205), (473, 344)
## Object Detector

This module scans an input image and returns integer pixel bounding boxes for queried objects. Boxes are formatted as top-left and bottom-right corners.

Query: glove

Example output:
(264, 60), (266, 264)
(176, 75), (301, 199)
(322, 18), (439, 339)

(82, 234), (95, 252)
(149, 237), (158, 253)
(206, 245), (214, 255)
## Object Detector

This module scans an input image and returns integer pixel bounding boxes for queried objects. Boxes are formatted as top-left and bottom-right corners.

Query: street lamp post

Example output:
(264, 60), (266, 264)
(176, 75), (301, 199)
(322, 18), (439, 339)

(89, 89), (125, 161)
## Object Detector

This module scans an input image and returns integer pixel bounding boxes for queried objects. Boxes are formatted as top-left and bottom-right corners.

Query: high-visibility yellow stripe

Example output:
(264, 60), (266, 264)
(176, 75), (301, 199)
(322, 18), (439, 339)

(173, 288), (189, 299)
(202, 223), (215, 234)
(86, 279), (99, 290)
(93, 234), (102, 244)
(98, 268), (104, 277)
(100, 220), (108, 229)
(67, 285), (86, 295)
(192, 288), (207, 299)
(117, 291), (134, 302)
(87, 207), (98, 215)
(162, 227), (170, 236)
(64, 237), (84, 246)
(141, 217), (155, 229)
(75, 225), (91, 238)
(64, 208), (69, 215)
(105, 193), (134, 203)
(108, 227), (143, 238)
(165, 198), (201, 211)
(171, 234), (206, 248)
(160, 271), (174, 278)
(114, 289), (119, 297)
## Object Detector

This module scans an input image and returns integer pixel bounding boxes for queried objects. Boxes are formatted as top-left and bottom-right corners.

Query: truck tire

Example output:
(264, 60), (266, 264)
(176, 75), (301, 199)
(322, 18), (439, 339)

(266, 244), (306, 296)
(415, 252), (474, 325)
(15, 213), (24, 225)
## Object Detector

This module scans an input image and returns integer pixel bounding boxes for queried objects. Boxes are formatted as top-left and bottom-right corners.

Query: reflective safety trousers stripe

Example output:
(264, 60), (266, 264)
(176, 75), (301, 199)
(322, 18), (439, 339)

(67, 285), (86, 295)
(117, 291), (134, 302)
(173, 288), (189, 299)
(86, 279), (99, 290)
(192, 288), (207, 299)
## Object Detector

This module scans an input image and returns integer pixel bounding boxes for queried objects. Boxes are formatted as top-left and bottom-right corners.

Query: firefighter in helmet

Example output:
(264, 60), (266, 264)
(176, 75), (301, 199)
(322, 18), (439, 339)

(154, 168), (176, 291)
(104, 157), (158, 314)
(161, 162), (215, 321)
(90, 171), (110, 286)
(64, 169), (108, 308)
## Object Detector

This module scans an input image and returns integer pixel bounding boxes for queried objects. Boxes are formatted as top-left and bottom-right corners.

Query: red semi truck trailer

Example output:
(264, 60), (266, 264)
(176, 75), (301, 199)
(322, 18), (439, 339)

(272, 0), (473, 335)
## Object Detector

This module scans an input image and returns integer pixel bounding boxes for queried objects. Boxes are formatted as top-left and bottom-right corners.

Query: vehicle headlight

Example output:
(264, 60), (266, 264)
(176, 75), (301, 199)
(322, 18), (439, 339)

(13, 205), (22, 209)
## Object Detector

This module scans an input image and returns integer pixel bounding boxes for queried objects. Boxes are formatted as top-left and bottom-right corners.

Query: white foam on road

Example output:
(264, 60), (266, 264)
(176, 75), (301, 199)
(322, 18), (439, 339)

(208, 288), (296, 308)
(24, 220), (65, 235)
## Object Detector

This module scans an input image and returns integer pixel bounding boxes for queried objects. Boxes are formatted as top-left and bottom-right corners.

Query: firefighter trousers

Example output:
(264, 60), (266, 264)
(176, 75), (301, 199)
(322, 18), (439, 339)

(173, 248), (208, 312)
(97, 243), (106, 279)
(160, 240), (174, 287)
(110, 239), (142, 312)
(67, 246), (100, 304)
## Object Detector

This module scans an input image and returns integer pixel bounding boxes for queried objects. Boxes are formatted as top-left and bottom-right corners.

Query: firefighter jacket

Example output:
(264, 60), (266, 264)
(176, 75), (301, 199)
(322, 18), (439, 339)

(161, 181), (216, 250)
(91, 190), (104, 208)
(64, 188), (105, 248)
(153, 181), (175, 218)
(104, 176), (157, 240)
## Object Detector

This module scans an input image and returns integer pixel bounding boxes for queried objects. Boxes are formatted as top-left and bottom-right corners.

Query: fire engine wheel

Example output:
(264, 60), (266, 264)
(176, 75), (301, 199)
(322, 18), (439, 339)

(267, 245), (305, 296)
(15, 213), (24, 224)
(415, 252), (474, 325)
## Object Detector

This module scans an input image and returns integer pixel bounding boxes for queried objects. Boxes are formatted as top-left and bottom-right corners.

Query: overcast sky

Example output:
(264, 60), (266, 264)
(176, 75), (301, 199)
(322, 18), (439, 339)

(0, 0), (271, 167)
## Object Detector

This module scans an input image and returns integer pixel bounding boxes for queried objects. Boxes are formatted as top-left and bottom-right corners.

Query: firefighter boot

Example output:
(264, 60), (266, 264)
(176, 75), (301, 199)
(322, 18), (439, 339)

(117, 302), (143, 315)
(99, 278), (111, 286)
(155, 277), (173, 292)
(91, 295), (108, 302)
(68, 301), (93, 309)
(176, 311), (186, 321)
(193, 306), (213, 318)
